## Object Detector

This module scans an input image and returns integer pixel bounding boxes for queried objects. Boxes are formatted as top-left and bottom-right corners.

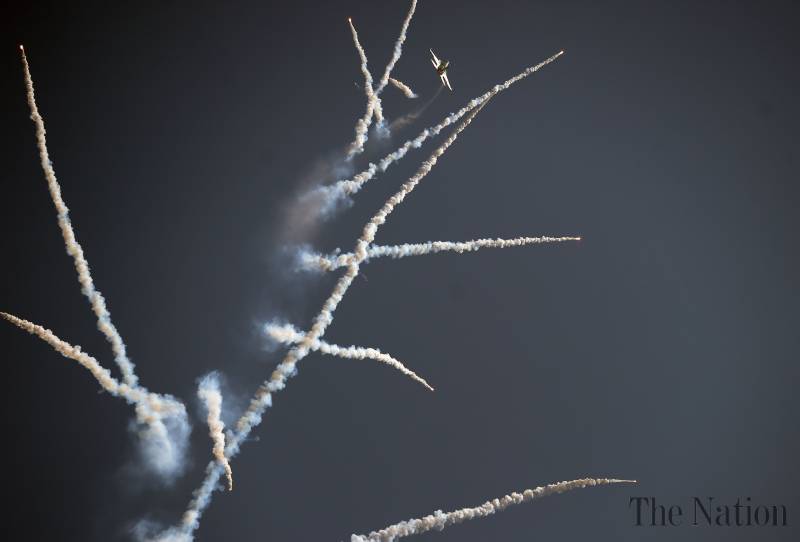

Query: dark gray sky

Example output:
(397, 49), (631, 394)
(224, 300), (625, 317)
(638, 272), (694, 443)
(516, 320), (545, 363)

(1, 1), (798, 541)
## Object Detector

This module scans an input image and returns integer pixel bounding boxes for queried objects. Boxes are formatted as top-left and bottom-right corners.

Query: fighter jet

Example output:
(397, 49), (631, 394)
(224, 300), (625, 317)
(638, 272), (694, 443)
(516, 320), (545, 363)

(430, 49), (452, 91)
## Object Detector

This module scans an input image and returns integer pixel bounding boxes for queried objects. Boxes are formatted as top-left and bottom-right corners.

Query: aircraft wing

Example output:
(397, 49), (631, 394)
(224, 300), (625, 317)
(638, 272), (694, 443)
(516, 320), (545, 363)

(430, 48), (440, 66)
(440, 72), (453, 91)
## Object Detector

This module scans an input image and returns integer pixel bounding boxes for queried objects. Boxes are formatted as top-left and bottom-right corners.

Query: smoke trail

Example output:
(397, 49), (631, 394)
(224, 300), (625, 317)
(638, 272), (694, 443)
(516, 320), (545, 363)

(347, 1), (418, 156)
(346, 18), (379, 158)
(372, 0), (419, 122)
(300, 236), (582, 272)
(332, 51), (564, 200)
(388, 78), (418, 99)
(19, 46), (139, 388)
(197, 374), (233, 491)
(350, 478), (636, 541)
(264, 322), (433, 391)
(1, 311), (189, 479)
(167, 98), (493, 542)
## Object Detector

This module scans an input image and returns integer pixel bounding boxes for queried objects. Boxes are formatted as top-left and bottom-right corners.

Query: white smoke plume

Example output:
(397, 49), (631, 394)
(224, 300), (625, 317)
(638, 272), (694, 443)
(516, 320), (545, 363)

(388, 78), (418, 99)
(299, 236), (582, 272)
(346, 1), (418, 156)
(264, 322), (433, 391)
(330, 50), (564, 203)
(372, 0), (419, 119)
(346, 17), (380, 158)
(1, 311), (189, 479)
(20, 46), (140, 389)
(197, 374), (233, 491)
(350, 478), (636, 541)
(165, 97), (494, 542)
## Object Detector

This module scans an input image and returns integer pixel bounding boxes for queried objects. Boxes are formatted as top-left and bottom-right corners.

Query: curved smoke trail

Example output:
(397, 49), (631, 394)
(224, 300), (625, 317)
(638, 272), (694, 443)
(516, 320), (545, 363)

(299, 236), (582, 272)
(388, 78), (418, 99)
(1, 311), (189, 478)
(264, 322), (433, 391)
(20, 46), (140, 389)
(166, 97), (492, 542)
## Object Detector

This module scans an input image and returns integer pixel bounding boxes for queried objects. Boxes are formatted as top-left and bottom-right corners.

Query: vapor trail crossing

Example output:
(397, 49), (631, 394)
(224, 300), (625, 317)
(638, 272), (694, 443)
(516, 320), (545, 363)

(20, 45), (140, 388)
(326, 50), (564, 206)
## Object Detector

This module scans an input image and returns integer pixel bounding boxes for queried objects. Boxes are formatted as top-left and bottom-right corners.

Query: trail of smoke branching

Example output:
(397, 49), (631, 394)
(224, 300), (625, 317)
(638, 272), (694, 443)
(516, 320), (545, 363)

(197, 375), (233, 492)
(350, 478), (636, 541)
(372, 0), (418, 124)
(168, 97), (492, 542)
(388, 78), (418, 99)
(1, 311), (188, 477)
(301, 236), (582, 272)
(20, 46), (139, 388)
(346, 1), (417, 156)
(333, 50), (563, 198)
(264, 322), (433, 391)
(346, 18), (379, 158)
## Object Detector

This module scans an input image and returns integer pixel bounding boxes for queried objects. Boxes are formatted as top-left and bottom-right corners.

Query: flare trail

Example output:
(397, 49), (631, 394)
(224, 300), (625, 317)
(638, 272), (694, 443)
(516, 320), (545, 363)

(372, 0), (418, 123)
(264, 322), (433, 391)
(346, 1), (418, 156)
(388, 78), (418, 99)
(20, 46), (139, 388)
(301, 236), (582, 272)
(332, 50), (564, 200)
(350, 478), (636, 541)
(1, 311), (187, 477)
(346, 18), (379, 158)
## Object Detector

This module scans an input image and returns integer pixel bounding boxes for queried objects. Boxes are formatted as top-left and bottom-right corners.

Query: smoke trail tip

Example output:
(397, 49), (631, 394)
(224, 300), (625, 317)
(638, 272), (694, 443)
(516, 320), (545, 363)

(1, 311), (21, 325)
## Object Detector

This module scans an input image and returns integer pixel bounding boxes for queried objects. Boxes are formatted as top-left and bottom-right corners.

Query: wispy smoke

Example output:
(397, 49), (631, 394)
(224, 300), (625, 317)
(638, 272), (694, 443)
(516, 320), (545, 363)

(388, 78), (418, 99)
(350, 478), (636, 541)
(387, 85), (444, 133)
(299, 236), (582, 272)
(20, 45), (140, 388)
(1, 311), (189, 480)
(264, 321), (433, 391)
(197, 374), (233, 491)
